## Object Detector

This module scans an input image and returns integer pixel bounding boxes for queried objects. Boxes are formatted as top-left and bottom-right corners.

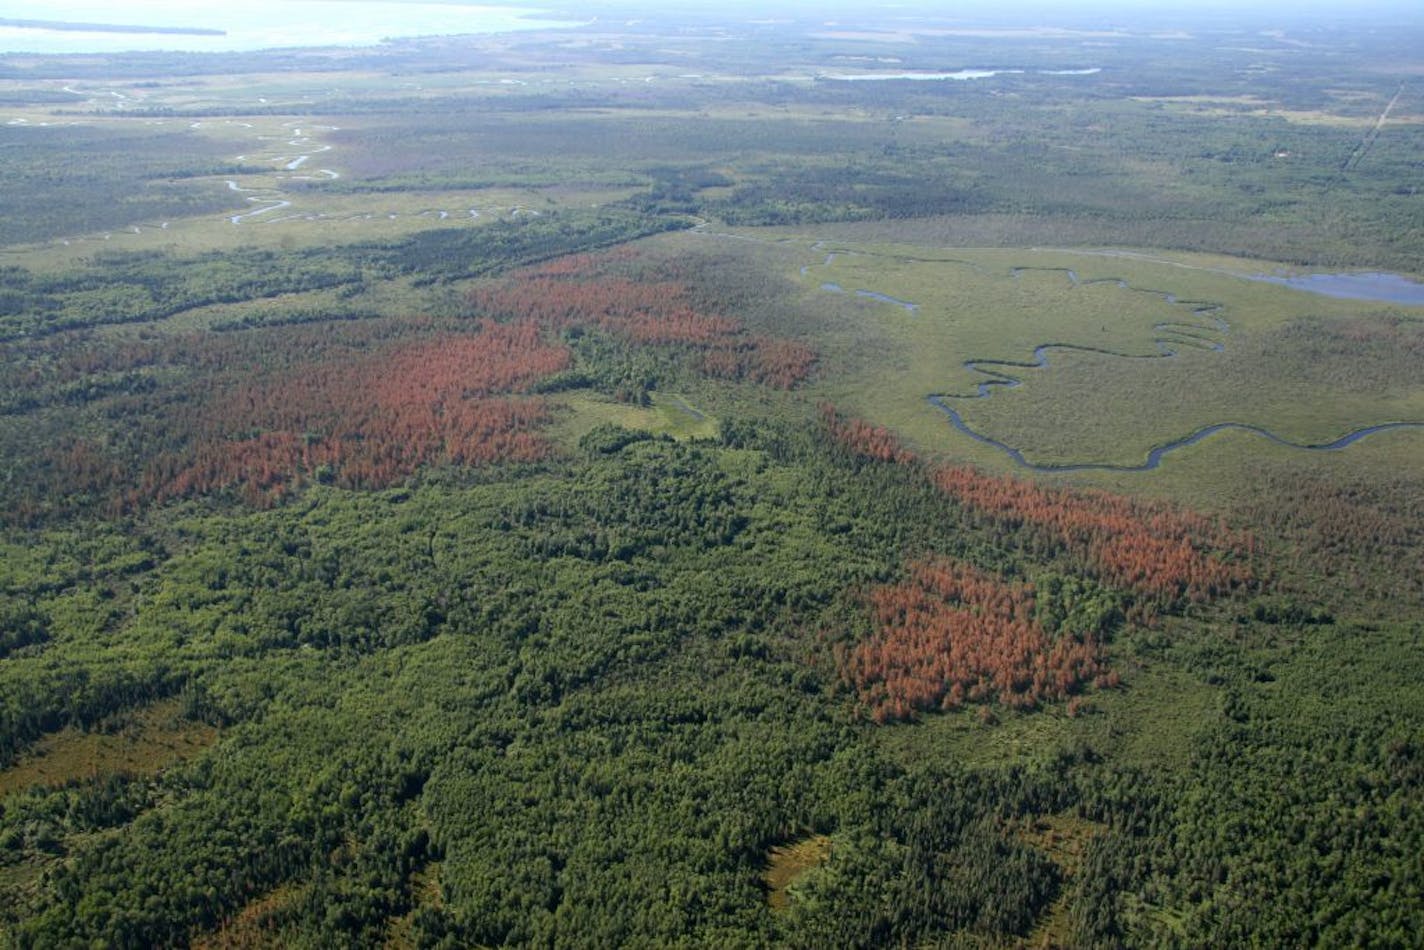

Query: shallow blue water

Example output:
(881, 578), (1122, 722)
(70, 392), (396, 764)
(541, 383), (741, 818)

(1249, 272), (1424, 306)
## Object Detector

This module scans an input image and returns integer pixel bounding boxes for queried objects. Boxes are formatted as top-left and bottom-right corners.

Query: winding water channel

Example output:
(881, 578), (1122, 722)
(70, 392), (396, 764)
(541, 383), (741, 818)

(928, 399), (1424, 473)
(807, 256), (1424, 471)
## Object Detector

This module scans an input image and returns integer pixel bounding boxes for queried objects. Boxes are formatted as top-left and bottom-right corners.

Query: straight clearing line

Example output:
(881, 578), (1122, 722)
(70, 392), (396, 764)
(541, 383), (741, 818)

(1342, 81), (1405, 172)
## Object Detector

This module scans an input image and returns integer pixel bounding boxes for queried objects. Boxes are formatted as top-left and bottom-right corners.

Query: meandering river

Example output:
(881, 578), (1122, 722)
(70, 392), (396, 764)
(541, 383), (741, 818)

(807, 257), (1424, 471)
(927, 398), (1424, 473)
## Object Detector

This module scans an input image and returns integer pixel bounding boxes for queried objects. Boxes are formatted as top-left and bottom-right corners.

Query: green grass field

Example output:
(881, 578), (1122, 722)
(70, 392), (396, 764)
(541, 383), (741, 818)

(730, 237), (1424, 475)
(552, 391), (720, 445)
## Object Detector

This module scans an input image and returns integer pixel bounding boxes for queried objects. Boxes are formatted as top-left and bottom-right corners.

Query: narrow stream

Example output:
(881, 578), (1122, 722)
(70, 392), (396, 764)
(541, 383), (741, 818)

(928, 397), (1424, 472)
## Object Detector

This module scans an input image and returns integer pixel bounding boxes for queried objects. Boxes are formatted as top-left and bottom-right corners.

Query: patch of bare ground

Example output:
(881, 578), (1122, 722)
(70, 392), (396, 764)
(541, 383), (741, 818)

(0, 699), (218, 798)
(193, 882), (308, 950)
(1015, 813), (1101, 948)
(384, 861), (444, 950)
(764, 834), (832, 912)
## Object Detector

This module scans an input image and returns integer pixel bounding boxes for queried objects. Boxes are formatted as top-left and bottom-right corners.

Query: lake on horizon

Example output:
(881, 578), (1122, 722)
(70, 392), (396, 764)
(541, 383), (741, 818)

(0, 1), (580, 54)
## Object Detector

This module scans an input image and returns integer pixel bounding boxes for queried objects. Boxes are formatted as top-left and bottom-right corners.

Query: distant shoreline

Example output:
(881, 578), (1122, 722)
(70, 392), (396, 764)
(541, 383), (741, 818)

(0, 4), (577, 54)
(0, 17), (225, 37)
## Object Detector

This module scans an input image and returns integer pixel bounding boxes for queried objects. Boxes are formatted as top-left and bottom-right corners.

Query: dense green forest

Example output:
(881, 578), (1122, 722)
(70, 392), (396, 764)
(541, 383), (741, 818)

(1, 3), (1421, 947)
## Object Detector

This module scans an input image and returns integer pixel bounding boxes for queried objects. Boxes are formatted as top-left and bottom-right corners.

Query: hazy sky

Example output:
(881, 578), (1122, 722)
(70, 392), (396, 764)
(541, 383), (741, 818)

(0, 1), (581, 54)
(0, 0), (1417, 55)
